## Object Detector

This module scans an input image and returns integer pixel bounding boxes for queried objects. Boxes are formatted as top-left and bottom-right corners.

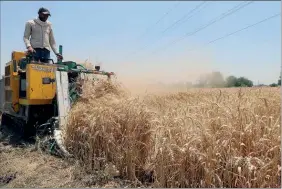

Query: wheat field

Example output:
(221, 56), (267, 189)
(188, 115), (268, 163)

(63, 79), (281, 188)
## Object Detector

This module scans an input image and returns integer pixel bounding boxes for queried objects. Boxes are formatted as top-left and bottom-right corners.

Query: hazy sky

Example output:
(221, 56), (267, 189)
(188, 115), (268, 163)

(0, 1), (281, 85)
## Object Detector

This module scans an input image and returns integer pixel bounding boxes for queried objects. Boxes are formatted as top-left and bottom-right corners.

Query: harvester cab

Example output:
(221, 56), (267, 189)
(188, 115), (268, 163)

(0, 45), (114, 156)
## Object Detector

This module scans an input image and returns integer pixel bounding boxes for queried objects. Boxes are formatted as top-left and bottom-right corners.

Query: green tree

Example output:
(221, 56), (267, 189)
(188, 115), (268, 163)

(234, 77), (253, 87)
(278, 76), (281, 86)
(208, 71), (226, 88)
(270, 83), (278, 87)
(194, 71), (226, 88)
(225, 75), (237, 87)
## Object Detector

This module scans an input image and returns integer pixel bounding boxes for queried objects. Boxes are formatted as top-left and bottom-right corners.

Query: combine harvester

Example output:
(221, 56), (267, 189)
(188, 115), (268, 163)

(0, 45), (114, 156)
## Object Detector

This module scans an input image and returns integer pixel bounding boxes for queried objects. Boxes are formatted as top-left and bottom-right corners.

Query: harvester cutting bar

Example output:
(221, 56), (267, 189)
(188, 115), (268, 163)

(70, 63), (114, 76)
(69, 69), (114, 76)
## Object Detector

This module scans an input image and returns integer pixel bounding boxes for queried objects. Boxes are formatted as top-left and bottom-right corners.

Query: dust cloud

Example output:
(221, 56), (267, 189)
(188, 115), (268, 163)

(65, 49), (217, 95)
(114, 49), (216, 94)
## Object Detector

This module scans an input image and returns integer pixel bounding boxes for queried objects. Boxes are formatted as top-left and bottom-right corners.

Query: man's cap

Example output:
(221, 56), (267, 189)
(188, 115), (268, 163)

(38, 7), (51, 16)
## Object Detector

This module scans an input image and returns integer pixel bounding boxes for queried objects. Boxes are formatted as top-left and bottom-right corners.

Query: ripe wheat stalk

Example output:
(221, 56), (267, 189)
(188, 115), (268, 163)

(63, 79), (281, 188)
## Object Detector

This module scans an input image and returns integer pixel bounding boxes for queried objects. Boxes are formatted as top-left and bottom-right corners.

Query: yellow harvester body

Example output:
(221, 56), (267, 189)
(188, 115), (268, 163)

(4, 51), (57, 114)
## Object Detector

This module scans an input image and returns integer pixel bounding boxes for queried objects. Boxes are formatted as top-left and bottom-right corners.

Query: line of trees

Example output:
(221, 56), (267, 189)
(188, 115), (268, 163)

(269, 76), (281, 87)
(151, 72), (280, 89)
(193, 71), (281, 88)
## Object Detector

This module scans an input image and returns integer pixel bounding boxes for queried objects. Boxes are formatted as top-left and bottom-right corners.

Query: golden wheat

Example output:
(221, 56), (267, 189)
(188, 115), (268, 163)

(64, 79), (281, 188)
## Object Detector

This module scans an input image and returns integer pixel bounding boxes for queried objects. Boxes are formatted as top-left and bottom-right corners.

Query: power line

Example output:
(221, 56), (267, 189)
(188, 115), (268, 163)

(150, 1), (254, 55)
(127, 1), (208, 57)
(137, 1), (181, 40)
(160, 1), (208, 35)
(205, 13), (281, 46)
(151, 1), (253, 55)
(123, 1), (181, 59)
(189, 12), (281, 52)
(152, 12), (280, 60)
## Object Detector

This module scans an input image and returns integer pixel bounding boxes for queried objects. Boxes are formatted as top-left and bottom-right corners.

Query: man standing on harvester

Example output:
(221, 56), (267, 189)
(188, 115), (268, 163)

(23, 7), (63, 63)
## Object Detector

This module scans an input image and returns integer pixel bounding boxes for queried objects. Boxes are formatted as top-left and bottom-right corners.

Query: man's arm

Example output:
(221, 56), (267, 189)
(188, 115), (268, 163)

(49, 27), (59, 55)
(23, 21), (32, 48)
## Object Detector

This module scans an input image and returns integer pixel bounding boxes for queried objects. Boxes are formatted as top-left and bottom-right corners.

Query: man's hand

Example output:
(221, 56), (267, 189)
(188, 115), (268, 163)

(56, 53), (63, 60)
(27, 46), (35, 53)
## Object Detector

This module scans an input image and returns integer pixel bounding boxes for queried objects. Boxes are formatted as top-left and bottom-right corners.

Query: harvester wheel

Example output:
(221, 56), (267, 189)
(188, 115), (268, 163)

(0, 113), (28, 145)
